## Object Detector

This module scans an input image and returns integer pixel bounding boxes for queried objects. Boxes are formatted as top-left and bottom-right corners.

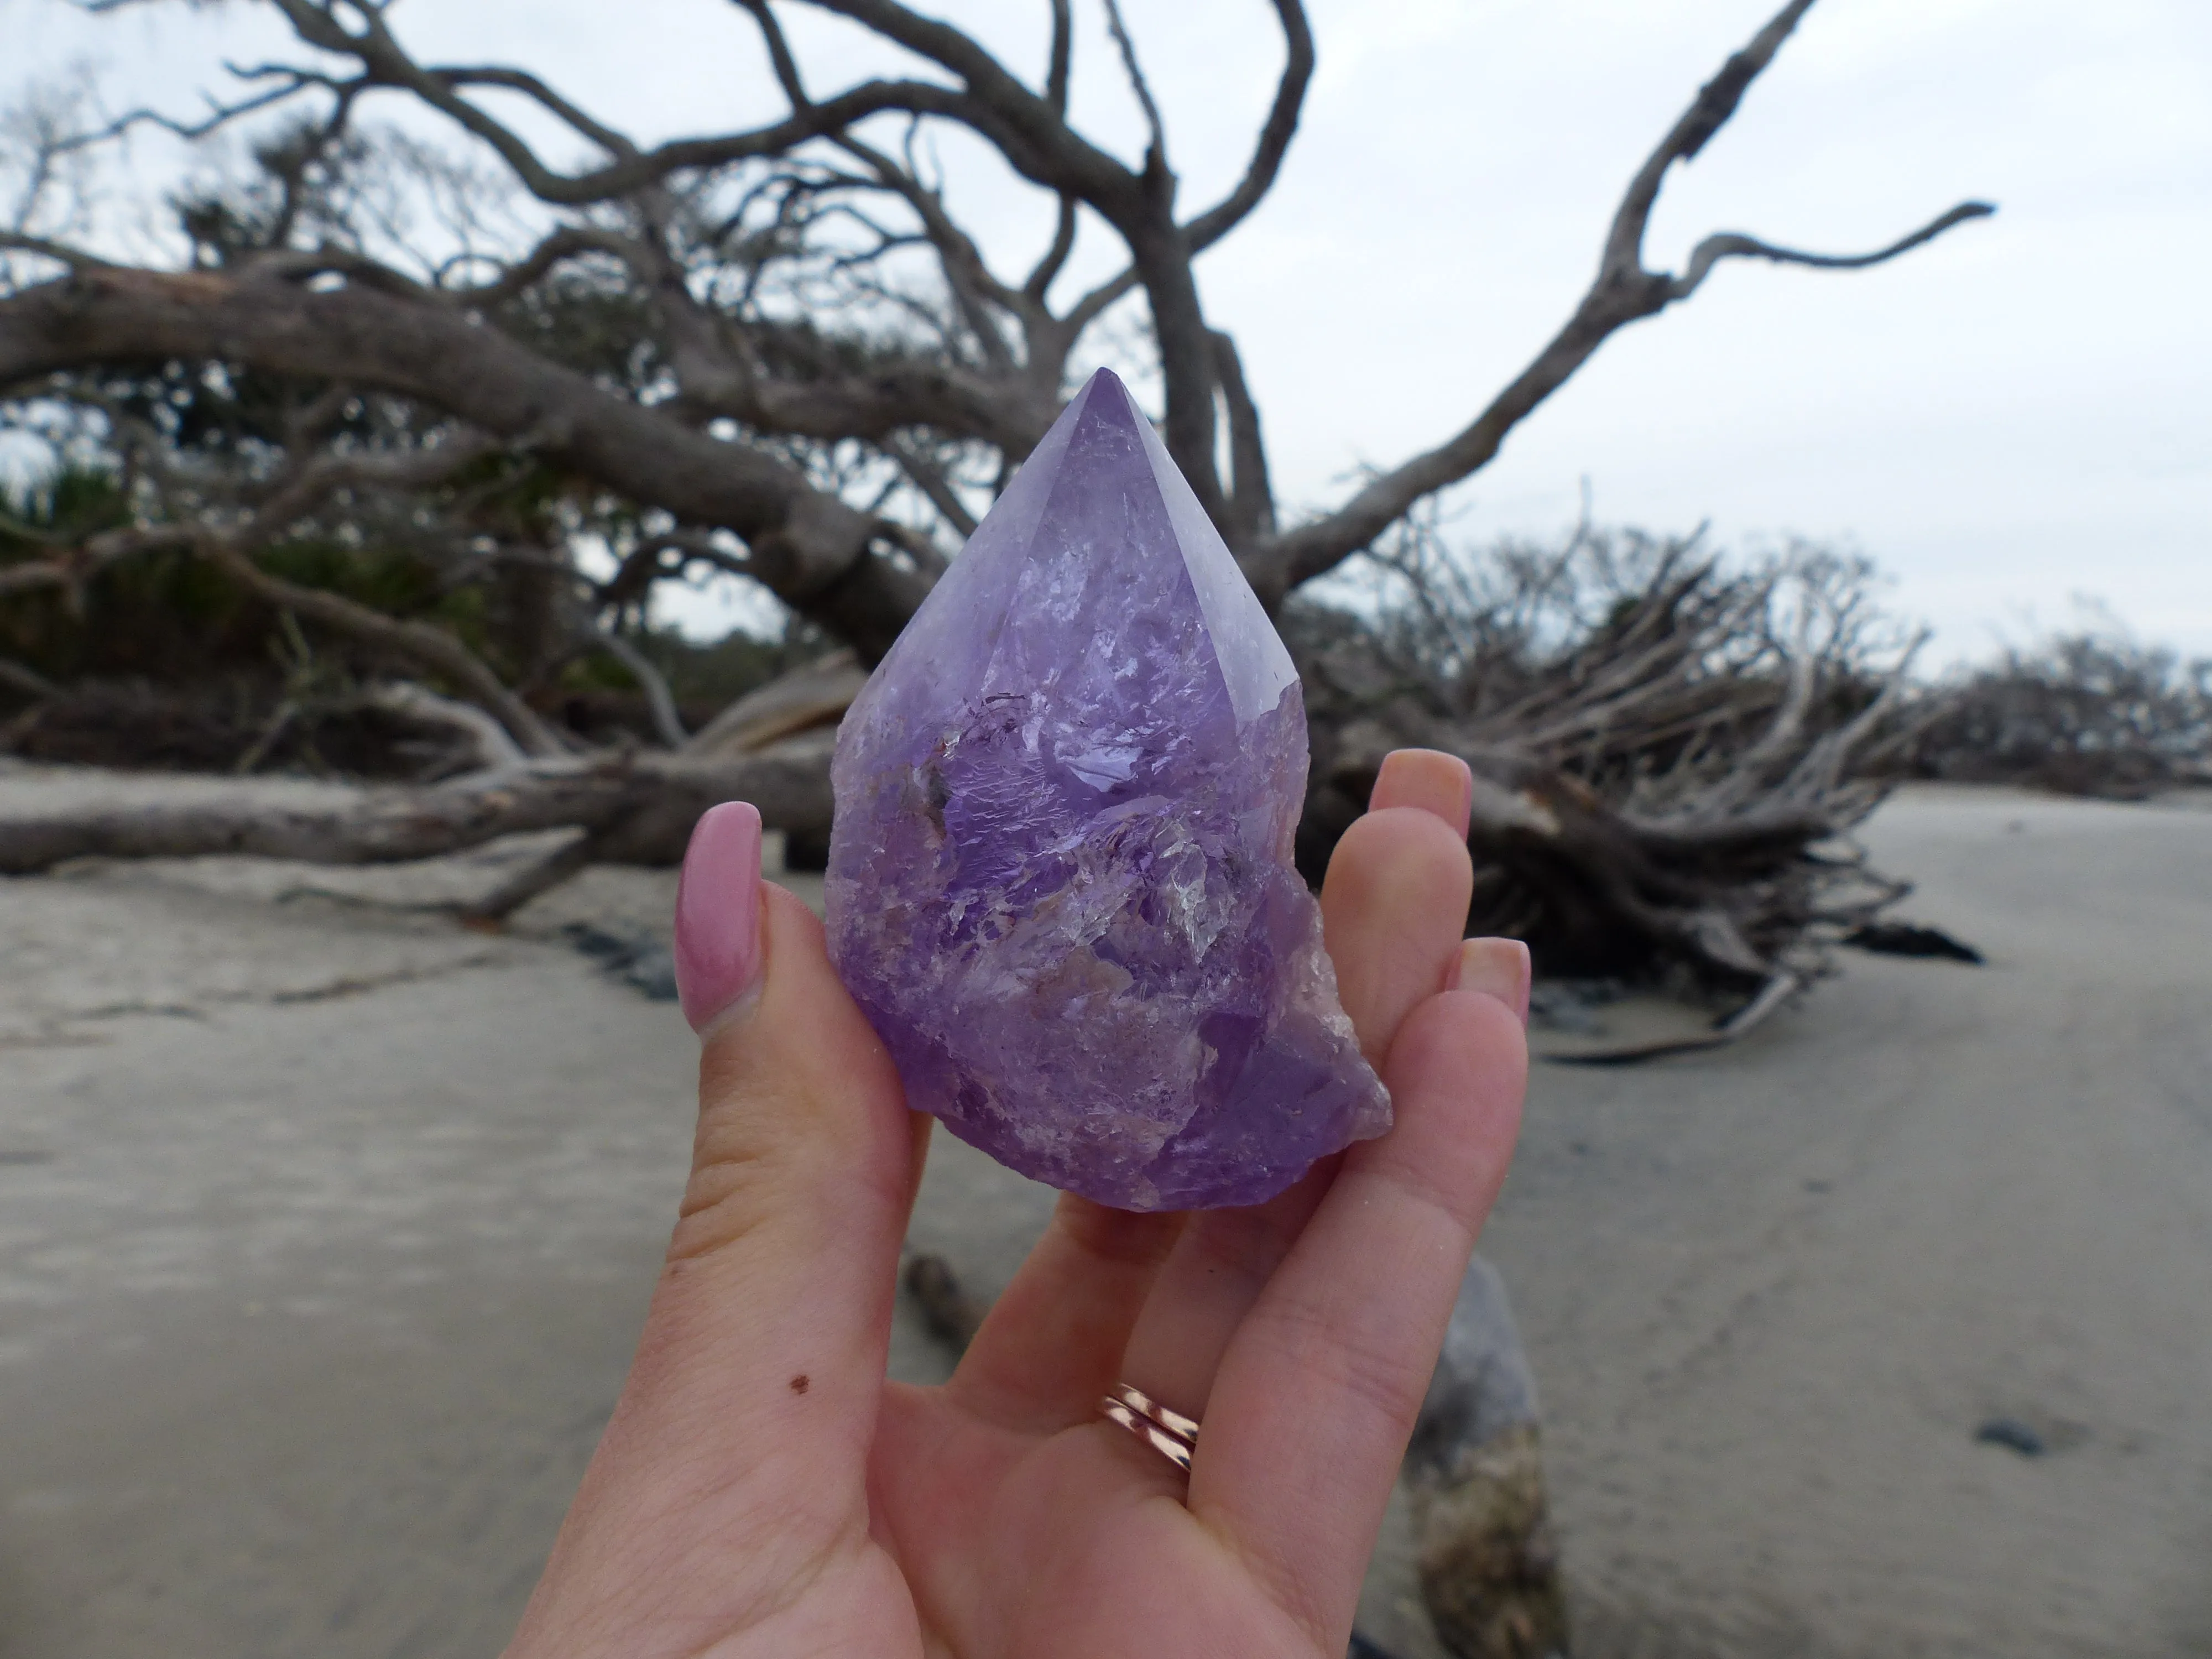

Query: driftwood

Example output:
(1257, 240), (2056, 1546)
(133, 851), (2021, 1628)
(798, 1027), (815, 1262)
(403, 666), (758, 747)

(902, 1254), (988, 1353)
(1540, 972), (1803, 1068)
(1408, 1261), (1570, 1659)
(0, 744), (832, 880)
(1287, 533), (1924, 1000)
(1844, 922), (1984, 965)
(683, 650), (869, 759)
(1311, 741), (1891, 992)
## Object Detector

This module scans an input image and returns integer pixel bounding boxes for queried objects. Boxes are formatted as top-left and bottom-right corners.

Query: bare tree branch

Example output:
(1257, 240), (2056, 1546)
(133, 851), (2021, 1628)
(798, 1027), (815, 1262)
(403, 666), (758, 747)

(0, 525), (194, 600)
(738, 0), (812, 111)
(1061, 261), (1144, 338)
(0, 265), (931, 656)
(1022, 192), (1078, 303)
(798, 0), (1223, 499)
(460, 826), (612, 924)
(829, 133), (1021, 371)
(457, 223), (645, 304)
(1179, 0), (1314, 254)
(368, 681), (529, 770)
(1601, 0), (1818, 276)
(595, 529), (748, 609)
(0, 656), (60, 700)
(888, 440), (979, 538)
(196, 533), (570, 756)
(0, 747), (837, 874)
(1041, 0), (1073, 115)
(1255, 0), (1994, 602)
(1672, 202), (1995, 300)
(422, 65), (640, 161)
(257, 0), (980, 208)
(1211, 327), (1275, 541)
(0, 230), (109, 270)
(589, 629), (689, 748)
(60, 65), (351, 150)
(681, 649), (866, 757)
(1102, 0), (1169, 173)
(805, 0), (1140, 207)
(1013, 0), (1079, 307)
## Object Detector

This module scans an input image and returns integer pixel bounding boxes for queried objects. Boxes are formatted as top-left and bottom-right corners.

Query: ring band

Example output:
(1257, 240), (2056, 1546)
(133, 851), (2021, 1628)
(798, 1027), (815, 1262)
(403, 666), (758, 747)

(1108, 1381), (1201, 1446)
(1102, 1400), (1194, 1472)
(1100, 1381), (1200, 1472)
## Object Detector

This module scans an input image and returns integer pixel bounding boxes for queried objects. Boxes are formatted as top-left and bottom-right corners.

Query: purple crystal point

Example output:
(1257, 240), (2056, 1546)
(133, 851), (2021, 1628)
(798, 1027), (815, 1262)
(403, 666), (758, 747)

(825, 368), (1389, 1211)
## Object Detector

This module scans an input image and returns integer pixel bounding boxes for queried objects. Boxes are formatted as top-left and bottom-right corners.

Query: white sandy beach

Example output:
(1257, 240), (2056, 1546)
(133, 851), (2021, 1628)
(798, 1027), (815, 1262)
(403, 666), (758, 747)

(0, 771), (2206, 1658)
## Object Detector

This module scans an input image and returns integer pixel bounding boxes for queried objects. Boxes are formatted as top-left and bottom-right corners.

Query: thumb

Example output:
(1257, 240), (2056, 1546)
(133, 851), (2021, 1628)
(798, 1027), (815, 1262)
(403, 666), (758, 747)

(671, 804), (919, 1270)
(522, 806), (919, 1635)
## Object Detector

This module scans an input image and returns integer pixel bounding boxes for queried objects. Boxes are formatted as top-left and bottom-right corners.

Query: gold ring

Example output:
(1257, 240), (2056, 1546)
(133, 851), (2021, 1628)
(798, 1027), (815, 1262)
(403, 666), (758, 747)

(1100, 1381), (1199, 1472)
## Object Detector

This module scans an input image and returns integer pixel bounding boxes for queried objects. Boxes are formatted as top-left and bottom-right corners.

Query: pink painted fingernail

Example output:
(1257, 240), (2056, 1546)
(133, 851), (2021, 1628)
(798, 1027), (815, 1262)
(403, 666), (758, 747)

(1369, 749), (1474, 839)
(1449, 937), (1531, 1027)
(673, 802), (764, 1032)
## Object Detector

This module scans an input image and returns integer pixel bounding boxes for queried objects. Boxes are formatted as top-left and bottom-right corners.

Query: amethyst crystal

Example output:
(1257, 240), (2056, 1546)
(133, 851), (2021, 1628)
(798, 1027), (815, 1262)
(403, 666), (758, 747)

(824, 368), (1388, 1211)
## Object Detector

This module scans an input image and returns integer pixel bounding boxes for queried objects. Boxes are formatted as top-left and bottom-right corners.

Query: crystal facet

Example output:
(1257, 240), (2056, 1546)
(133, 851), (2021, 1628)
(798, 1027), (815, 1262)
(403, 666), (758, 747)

(824, 368), (1389, 1211)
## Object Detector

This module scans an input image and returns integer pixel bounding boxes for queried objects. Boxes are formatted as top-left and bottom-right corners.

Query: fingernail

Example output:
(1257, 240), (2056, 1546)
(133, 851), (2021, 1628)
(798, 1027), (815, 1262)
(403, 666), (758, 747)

(673, 802), (764, 1032)
(1370, 749), (1474, 839)
(1450, 937), (1531, 1027)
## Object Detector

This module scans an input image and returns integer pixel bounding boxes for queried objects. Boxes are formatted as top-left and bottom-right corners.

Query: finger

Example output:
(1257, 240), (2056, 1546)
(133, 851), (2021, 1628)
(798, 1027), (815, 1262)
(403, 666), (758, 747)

(945, 1195), (1183, 1433)
(1193, 982), (1527, 1642)
(1369, 747), (1474, 837)
(1452, 935), (1532, 1025)
(523, 812), (919, 1630)
(656, 880), (919, 1469)
(1115, 799), (1475, 1422)
(1105, 1162), (1334, 1425)
(1321, 805), (1478, 1065)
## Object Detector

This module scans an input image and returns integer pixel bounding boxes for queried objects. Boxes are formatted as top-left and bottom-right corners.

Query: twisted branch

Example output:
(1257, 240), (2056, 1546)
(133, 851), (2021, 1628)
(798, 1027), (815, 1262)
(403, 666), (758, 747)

(1254, 0), (1994, 601)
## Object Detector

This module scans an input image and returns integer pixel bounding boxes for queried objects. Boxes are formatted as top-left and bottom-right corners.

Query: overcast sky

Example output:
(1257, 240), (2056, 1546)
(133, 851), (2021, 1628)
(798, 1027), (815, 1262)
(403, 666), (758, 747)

(7, 0), (2209, 662)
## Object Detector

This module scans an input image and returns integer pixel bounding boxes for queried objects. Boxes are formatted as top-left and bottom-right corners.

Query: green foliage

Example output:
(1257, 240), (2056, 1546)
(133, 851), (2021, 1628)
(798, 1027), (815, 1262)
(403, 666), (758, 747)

(0, 465), (129, 542)
(0, 466), (487, 686)
(638, 615), (836, 714)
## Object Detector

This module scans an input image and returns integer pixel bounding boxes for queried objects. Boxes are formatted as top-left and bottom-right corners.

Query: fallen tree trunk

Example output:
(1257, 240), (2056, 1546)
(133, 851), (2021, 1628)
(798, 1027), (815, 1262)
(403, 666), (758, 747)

(0, 747), (833, 877)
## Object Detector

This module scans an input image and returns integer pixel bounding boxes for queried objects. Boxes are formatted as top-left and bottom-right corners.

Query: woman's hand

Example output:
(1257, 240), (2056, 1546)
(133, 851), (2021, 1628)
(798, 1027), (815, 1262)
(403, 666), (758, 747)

(508, 749), (1528, 1659)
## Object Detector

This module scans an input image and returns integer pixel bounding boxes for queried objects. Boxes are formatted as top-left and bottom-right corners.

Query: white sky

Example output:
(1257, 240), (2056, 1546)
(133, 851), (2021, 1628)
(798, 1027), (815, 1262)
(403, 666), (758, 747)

(6, 0), (2209, 662)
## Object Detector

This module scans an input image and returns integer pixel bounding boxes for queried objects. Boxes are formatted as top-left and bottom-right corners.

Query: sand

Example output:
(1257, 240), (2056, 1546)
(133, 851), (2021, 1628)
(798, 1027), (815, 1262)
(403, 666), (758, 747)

(0, 768), (2206, 1658)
